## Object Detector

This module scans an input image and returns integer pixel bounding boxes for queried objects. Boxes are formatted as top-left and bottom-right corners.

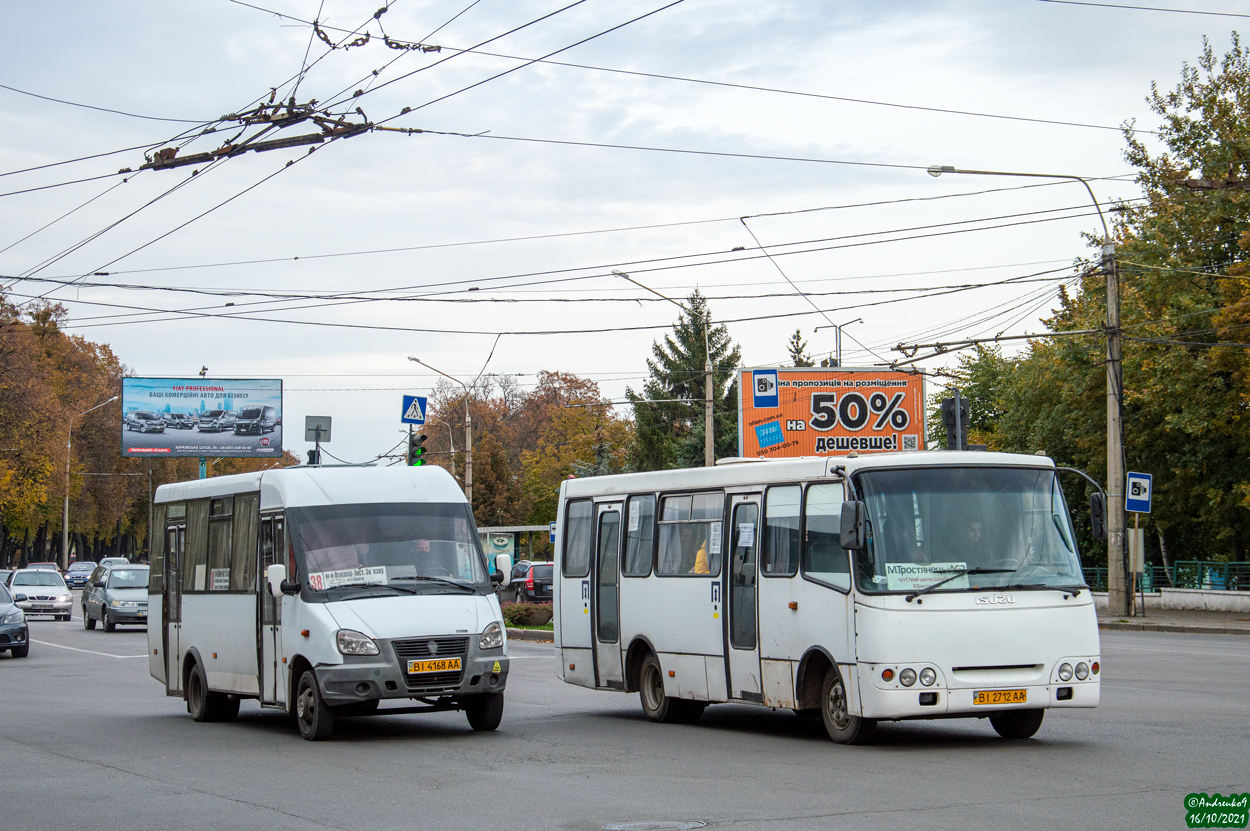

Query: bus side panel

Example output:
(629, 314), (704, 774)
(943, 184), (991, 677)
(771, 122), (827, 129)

(762, 659), (796, 708)
(562, 648), (595, 688)
(660, 653), (709, 701)
(180, 594), (260, 695)
(705, 656), (728, 701)
(623, 576), (722, 659)
(147, 594), (165, 683)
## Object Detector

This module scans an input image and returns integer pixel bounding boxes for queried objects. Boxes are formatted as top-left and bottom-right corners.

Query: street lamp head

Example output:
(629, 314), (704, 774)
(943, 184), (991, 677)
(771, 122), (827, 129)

(928, 165), (954, 177)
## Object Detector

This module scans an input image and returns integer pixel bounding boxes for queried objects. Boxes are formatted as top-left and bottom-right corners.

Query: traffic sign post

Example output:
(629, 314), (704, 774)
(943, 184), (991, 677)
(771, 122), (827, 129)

(1124, 471), (1152, 618)
(1125, 472), (1152, 514)
(401, 395), (427, 426)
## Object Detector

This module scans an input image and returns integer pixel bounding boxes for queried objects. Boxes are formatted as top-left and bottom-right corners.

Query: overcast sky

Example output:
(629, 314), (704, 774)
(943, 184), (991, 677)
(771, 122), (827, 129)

(0, 0), (1239, 463)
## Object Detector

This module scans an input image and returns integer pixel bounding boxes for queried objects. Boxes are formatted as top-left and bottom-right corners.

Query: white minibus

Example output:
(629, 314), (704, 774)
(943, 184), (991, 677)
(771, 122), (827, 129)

(553, 451), (1100, 743)
(148, 465), (513, 741)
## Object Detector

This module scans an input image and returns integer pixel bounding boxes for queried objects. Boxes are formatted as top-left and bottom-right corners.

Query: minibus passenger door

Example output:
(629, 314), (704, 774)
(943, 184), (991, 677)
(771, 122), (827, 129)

(727, 497), (763, 701)
(593, 504), (625, 688)
(164, 525), (184, 695)
(259, 517), (284, 705)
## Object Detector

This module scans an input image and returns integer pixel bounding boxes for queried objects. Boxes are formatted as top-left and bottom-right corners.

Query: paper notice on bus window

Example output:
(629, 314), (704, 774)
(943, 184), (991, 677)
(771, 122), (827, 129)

(628, 501), (640, 532)
(738, 523), (755, 548)
(210, 568), (230, 591)
(307, 566), (387, 591)
(885, 562), (968, 592)
(709, 521), (722, 553)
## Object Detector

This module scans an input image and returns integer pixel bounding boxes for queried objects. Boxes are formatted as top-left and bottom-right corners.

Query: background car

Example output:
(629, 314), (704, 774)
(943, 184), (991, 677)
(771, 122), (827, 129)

(233, 405), (277, 435)
(99, 557), (129, 567)
(125, 411), (166, 433)
(162, 412), (195, 429)
(197, 409), (236, 432)
(6, 569), (72, 620)
(26, 561), (61, 573)
(513, 562), (554, 604)
(0, 569), (11, 585)
(64, 561), (96, 588)
(82, 564), (150, 631)
(0, 583), (29, 658)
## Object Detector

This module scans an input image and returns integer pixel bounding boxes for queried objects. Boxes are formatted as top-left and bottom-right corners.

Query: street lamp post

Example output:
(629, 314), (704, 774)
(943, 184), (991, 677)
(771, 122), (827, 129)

(928, 164), (1129, 617)
(408, 357), (472, 505)
(814, 318), (863, 366)
(63, 395), (118, 568)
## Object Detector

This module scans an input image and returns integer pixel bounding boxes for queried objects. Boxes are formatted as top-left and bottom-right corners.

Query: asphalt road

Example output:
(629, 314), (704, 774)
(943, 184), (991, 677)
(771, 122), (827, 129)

(1, 598), (1245, 831)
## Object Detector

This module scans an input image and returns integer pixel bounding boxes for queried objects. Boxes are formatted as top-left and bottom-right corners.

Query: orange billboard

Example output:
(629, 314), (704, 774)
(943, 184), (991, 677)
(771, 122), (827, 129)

(737, 367), (926, 458)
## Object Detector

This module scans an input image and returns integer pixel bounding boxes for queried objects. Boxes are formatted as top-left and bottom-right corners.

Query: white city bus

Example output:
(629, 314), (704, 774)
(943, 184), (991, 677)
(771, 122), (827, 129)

(148, 465), (513, 741)
(553, 451), (1099, 743)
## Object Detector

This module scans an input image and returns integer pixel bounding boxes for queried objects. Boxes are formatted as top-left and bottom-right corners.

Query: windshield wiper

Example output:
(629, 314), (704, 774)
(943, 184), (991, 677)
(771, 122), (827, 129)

(390, 576), (475, 593)
(904, 568), (1016, 603)
(323, 582), (419, 595)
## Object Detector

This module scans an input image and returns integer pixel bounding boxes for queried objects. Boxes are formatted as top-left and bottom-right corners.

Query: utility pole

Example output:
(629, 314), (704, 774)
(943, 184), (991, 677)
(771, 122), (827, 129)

(1104, 242), (1129, 616)
(704, 353), (714, 467)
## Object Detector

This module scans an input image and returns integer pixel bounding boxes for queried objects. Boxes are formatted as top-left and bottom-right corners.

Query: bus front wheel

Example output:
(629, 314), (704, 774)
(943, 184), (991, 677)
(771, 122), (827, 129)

(989, 708), (1044, 739)
(820, 666), (876, 745)
(465, 692), (504, 731)
(295, 669), (335, 741)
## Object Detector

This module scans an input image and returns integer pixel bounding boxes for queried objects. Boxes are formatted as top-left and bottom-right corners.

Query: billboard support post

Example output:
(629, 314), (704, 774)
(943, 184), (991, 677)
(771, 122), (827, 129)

(199, 457), (206, 479)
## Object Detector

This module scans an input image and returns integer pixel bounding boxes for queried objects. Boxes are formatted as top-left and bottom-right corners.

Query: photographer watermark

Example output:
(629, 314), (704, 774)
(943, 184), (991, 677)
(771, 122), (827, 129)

(1186, 793), (1248, 828)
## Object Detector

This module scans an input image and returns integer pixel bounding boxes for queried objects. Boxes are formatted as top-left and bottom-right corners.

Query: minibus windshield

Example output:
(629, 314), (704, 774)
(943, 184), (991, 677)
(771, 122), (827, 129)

(854, 466), (1084, 594)
(288, 502), (488, 596)
(239, 408), (261, 419)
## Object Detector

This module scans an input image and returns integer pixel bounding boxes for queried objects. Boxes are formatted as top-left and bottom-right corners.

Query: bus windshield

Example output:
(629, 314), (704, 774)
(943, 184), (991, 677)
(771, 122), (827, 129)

(854, 466), (1084, 594)
(287, 502), (488, 596)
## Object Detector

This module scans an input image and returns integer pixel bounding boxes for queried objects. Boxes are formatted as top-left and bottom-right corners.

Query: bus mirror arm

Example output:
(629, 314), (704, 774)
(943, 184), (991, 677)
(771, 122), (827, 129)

(280, 579), (301, 595)
(840, 501), (867, 551)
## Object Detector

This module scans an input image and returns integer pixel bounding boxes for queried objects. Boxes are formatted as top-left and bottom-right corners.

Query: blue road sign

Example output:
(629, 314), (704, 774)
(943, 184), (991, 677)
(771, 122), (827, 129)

(752, 370), (779, 409)
(549, 521), (557, 544)
(1125, 471), (1152, 514)
(401, 395), (427, 425)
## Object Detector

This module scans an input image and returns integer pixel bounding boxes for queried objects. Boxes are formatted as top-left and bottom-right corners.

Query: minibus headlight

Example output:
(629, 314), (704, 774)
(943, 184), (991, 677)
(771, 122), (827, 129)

(899, 668), (917, 687)
(1058, 662), (1074, 682)
(1075, 662), (1089, 680)
(336, 629), (380, 656)
(479, 621), (503, 650)
(918, 667), (936, 687)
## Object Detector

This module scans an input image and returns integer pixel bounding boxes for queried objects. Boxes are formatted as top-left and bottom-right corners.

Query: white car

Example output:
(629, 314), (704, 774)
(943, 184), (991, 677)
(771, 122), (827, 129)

(6, 569), (72, 620)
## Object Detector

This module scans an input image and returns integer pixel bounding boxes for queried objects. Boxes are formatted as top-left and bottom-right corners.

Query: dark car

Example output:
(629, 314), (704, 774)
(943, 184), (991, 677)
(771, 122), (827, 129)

(513, 563), (554, 604)
(197, 409), (236, 433)
(0, 583), (29, 658)
(233, 405), (277, 435)
(163, 412), (195, 429)
(64, 560), (96, 588)
(125, 411), (166, 433)
(82, 564), (149, 631)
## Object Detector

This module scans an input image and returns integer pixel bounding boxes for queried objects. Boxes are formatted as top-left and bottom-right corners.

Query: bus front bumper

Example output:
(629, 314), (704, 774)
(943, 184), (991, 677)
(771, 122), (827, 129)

(314, 645), (509, 705)
(857, 673), (1099, 719)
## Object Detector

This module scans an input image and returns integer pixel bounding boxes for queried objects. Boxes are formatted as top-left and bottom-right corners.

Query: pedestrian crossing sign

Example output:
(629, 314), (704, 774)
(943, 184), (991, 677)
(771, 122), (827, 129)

(401, 395), (427, 425)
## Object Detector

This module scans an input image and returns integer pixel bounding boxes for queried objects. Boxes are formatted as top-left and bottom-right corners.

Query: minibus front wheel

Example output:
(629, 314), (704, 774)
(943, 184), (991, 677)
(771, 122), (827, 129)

(464, 692), (504, 731)
(295, 669), (335, 741)
(820, 666), (876, 745)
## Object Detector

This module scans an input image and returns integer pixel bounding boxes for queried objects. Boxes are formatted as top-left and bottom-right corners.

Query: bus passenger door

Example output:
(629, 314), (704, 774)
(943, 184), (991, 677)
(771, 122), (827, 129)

(164, 524), (184, 695)
(593, 503), (624, 688)
(726, 496), (763, 701)
(258, 516), (285, 705)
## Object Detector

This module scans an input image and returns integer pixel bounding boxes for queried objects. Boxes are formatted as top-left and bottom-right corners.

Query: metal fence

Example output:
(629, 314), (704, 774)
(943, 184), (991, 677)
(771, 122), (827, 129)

(1082, 561), (1250, 592)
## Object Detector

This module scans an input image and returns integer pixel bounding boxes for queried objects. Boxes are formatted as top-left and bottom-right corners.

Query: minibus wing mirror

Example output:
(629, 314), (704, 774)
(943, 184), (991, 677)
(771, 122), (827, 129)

(494, 554), (512, 587)
(840, 501), (867, 550)
(1089, 492), (1107, 542)
(266, 564), (286, 599)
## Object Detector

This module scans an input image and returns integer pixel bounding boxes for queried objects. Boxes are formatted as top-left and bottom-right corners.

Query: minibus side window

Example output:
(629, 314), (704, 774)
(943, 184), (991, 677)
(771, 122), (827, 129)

(207, 497), (233, 592)
(183, 499), (209, 593)
(149, 503), (166, 594)
(656, 492), (723, 576)
(802, 483), (850, 590)
(563, 500), (594, 578)
(231, 493), (259, 591)
(622, 495), (656, 577)
(761, 485), (801, 576)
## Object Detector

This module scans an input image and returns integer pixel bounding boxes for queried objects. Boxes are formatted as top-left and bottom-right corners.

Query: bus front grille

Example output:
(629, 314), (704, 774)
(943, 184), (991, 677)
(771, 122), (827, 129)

(392, 636), (470, 692)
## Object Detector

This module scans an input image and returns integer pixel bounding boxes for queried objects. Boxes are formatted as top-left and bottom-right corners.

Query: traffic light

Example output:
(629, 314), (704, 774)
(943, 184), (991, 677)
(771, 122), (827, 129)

(407, 432), (428, 466)
(940, 396), (970, 451)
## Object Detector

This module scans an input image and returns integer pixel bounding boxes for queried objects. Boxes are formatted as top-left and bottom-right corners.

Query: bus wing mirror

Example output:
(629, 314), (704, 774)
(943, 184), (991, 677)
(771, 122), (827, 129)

(1089, 493), (1107, 542)
(495, 554), (512, 587)
(266, 564), (286, 599)
(840, 501), (867, 550)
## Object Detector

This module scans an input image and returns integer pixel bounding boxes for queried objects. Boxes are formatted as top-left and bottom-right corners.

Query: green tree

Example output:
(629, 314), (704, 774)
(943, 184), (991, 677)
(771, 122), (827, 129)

(628, 290), (741, 470)
(787, 329), (814, 367)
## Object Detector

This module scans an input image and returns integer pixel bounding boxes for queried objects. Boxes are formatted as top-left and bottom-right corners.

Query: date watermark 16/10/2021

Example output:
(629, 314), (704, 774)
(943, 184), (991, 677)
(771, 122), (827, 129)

(1186, 793), (1248, 828)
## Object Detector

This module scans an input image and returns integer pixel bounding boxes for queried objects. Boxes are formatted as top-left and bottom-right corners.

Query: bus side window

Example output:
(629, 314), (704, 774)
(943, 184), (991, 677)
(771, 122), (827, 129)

(761, 485), (801, 576)
(231, 493), (259, 591)
(622, 495), (655, 577)
(184, 499), (210, 593)
(563, 500), (593, 578)
(802, 483), (849, 590)
(149, 503), (167, 594)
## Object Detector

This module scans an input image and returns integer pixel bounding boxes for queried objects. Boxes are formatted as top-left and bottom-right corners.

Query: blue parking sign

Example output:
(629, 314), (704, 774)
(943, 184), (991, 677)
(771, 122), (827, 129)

(1125, 472), (1152, 514)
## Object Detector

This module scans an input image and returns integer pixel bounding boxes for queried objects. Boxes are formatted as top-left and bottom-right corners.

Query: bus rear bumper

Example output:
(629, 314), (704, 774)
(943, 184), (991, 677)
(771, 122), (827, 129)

(858, 681), (1099, 719)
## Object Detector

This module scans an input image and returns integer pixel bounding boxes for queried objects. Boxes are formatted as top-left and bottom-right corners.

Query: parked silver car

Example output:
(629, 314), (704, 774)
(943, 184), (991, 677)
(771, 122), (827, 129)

(5, 569), (72, 620)
(125, 411), (166, 433)
(197, 409), (236, 433)
(82, 564), (149, 631)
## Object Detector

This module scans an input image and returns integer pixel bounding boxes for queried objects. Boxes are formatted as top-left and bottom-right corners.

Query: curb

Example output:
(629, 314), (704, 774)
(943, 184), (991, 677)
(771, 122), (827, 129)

(507, 628), (554, 642)
(1099, 621), (1250, 636)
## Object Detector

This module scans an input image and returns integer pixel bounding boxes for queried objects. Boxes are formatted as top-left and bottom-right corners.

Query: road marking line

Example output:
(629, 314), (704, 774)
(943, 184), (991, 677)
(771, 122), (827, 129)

(30, 639), (146, 659)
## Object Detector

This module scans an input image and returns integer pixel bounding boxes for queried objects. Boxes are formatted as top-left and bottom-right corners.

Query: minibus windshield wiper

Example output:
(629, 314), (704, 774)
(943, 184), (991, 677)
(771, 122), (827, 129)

(904, 567), (1016, 603)
(390, 576), (476, 593)
(324, 582), (420, 595)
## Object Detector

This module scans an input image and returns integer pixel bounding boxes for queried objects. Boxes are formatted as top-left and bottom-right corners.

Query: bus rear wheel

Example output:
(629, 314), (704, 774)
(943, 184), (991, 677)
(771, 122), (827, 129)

(639, 654), (703, 724)
(295, 669), (335, 740)
(989, 708), (1044, 739)
(820, 666), (876, 745)
(186, 662), (240, 723)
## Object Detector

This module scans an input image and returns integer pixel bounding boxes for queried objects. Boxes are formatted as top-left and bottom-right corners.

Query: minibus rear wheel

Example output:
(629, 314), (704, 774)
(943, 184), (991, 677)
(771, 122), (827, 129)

(820, 666), (876, 745)
(639, 653), (703, 724)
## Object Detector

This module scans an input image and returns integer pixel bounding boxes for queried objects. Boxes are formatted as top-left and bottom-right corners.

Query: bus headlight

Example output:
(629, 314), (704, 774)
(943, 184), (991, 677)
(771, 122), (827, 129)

(336, 629), (380, 656)
(479, 621), (503, 650)
(899, 668), (917, 687)
(1075, 662), (1089, 680)
(1058, 663), (1074, 682)
(919, 667), (936, 687)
